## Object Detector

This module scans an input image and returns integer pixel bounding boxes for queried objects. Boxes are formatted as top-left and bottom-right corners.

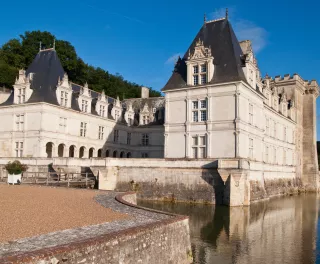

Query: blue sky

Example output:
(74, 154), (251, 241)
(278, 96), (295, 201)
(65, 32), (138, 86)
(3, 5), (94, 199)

(1, 0), (320, 138)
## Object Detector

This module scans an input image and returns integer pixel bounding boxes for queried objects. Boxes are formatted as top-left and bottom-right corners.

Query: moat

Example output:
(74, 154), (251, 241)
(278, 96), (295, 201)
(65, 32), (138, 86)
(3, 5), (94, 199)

(140, 194), (320, 264)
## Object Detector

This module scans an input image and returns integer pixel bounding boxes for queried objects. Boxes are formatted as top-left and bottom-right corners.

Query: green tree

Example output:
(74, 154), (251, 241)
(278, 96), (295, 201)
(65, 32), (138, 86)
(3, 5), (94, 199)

(0, 30), (162, 98)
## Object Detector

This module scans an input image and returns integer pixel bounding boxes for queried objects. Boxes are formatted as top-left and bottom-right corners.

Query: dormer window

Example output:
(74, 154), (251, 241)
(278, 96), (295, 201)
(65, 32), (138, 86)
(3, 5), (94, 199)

(81, 100), (88, 112)
(60, 91), (68, 107)
(143, 115), (150, 125)
(186, 39), (214, 86)
(99, 105), (105, 117)
(115, 110), (120, 121)
(18, 88), (26, 104)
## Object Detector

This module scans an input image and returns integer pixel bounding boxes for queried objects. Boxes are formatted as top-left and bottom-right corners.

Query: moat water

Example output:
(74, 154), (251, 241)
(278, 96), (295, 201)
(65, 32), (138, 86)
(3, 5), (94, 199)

(139, 194), (320, 264)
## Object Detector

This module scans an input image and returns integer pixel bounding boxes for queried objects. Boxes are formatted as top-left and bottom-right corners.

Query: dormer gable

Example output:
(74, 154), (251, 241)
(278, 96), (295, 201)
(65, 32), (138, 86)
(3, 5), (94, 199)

(124, 103), (135, 126)
(13, 69), (33, 104)
(111, 96), (122, 121)
(262, 75), (272, 107)
(78, 82), (92, 113)
(96, 90), (108, 118)
(271, 86), (279, 112)
(140, 103), (152, 125)
(185, 39), (214, 86)
(56, 73), (72, 108)
(288, 99), (296, 121)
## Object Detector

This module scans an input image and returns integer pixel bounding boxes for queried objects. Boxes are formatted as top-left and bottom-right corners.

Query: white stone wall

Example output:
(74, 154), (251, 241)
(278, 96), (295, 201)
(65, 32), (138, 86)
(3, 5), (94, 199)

(0, 103), (164, 158)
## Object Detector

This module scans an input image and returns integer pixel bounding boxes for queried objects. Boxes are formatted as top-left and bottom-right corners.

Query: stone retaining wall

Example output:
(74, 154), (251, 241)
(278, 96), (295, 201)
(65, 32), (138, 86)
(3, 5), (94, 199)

(0, 192), (192, 264)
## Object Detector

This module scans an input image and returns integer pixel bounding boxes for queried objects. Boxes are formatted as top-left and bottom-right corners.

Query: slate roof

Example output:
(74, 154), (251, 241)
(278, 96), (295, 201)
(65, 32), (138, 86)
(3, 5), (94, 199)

(162, 18), (247, 91)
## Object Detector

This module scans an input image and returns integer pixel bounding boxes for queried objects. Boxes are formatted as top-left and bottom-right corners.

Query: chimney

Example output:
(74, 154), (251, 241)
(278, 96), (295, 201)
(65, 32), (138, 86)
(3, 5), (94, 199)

(141, 86), (149, 98)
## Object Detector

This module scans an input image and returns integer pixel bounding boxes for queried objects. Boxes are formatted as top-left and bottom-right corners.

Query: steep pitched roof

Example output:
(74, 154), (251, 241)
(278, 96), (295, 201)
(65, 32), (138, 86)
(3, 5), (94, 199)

(162, 18), (247, 91)
(26, 49), (65, 104)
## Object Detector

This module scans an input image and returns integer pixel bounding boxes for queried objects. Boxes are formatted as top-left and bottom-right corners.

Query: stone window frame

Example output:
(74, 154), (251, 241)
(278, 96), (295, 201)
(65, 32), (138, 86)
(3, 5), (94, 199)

(17, 88), (26, 104)
(15, 141), (23, 158)
(114, 130), (119, 143)
(15, 114), (25, 131)
(80, 122), (87, 137)
(115, 110), (121, 121)
(60, 91), (68, 107)
(98, 126), (104, 140)
(81, 100), (88, 112)
(127, 132), (131, 145)
(99, 105), (105, 117)
(249, 103), (253, 125)
(141, 133), (149, 146)
(59, 117), (67, 132)
(249, 138), (253, 159)
(191, 134), (207, 159)
(191, 99), (207, 123)
(142, 115), (150, 125)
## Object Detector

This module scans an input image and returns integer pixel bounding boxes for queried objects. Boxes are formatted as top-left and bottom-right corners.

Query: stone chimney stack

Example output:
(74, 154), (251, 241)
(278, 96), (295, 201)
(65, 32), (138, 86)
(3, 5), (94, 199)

(141, 86), (149, 98)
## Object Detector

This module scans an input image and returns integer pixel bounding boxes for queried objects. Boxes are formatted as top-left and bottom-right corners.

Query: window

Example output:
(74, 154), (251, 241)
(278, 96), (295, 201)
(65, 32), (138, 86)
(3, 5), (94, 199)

(114, 130), (119, 143)
(80, 122), (87, 137)
(265, 145), (269, 163)
(142, 133), (149, 146)
(141, 153), (149, 158)
(15, 114), (24, 131)
(284, 127), (287, 142)
(192, 135), (207, 158)
(81, 100), (88, 112)
(193, 64), (207, 85)
(128, 114), (133, 126)
(192, 99), (207, 122)
(266, 118), (269, 135)
(15, 142), (23, 157)
(60, 91), (68, 107)
(193, 75), (199, 85)
(115, 110), (120, 121)
(249, 138), (253, 159)
(127, 132), (131, 145)
(99, 105), (105, 117)
(59, 117), (67, 132)
(17, 88), (26, 104)
(249, 103), (253, 125)
(98, 126), (104, 140)
(143, 115), (150, 125)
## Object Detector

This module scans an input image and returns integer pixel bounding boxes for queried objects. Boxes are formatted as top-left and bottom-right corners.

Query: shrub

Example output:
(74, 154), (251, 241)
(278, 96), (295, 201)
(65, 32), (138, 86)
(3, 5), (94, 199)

(5, 160), (28, 175)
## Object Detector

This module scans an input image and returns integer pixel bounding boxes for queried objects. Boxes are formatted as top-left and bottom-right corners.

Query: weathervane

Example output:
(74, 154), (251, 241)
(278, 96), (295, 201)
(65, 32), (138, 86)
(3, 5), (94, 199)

(226, 8), (229, 20)
(204, 13), (206, 24)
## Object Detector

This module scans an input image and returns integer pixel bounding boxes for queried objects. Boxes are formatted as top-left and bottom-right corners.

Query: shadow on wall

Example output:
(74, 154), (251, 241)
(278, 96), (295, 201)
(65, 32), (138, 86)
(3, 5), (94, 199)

(200, 160), (226, 205)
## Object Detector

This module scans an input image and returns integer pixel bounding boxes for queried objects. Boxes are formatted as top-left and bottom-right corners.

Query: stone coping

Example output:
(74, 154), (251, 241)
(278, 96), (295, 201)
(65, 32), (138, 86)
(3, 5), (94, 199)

(0, 191), (189, 264)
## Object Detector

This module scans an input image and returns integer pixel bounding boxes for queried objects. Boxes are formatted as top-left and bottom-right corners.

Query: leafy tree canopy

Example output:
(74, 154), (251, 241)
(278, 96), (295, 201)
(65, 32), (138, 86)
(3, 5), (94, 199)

(0, 30), (161, 98)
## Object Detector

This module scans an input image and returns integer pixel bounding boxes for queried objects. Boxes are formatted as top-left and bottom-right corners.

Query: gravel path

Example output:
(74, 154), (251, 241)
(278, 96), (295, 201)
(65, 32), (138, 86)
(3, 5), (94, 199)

(0, 186), (173, 259)
(0, 185), (128, 243)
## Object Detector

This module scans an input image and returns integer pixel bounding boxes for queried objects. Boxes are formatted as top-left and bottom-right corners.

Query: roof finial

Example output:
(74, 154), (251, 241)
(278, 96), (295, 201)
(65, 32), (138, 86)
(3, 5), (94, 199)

(226, 8), (229, 20)
(53, 38), (56, 50)
(204, 13), (206, 24)
(39, 41), (42, 52)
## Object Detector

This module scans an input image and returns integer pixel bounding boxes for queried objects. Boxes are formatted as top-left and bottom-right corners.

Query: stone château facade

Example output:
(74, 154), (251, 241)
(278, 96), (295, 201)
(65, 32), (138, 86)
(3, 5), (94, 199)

(0, 14), (318, 201)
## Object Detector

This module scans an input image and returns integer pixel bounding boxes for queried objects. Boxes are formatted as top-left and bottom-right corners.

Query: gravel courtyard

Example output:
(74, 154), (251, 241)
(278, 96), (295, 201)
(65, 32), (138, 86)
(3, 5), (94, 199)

(0, 185), (128, 243)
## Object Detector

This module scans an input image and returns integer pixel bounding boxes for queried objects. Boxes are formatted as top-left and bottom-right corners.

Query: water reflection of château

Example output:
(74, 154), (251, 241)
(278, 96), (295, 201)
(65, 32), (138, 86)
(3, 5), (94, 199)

(140, 195), (319, 264)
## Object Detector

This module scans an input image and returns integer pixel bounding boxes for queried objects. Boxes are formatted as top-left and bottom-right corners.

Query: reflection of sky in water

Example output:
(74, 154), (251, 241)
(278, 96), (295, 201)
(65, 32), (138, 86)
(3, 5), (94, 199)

(140, 194), (319, 264)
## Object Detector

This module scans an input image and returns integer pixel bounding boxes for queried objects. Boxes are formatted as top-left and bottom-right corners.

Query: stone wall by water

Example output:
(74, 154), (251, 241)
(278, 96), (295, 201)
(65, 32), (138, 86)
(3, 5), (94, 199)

(0, 193), (192, 264)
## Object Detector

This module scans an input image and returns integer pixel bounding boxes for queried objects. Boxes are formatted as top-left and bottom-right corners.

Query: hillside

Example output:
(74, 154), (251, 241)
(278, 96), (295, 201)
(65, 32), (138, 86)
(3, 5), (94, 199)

(0, 31), (161, 99)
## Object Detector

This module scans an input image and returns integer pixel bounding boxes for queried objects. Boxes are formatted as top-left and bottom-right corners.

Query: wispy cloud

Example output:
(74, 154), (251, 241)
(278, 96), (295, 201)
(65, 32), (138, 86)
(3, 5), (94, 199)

(209, 7), (268, 53)
(165, 53), (181, 65)
(84, 3), (145, 24)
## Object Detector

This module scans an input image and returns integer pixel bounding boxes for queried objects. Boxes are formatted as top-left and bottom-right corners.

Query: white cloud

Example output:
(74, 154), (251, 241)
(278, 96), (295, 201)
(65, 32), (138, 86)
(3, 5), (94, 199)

(209, 7), (268, 53)
(234, 20), (267, 53)
(165, 53), (181, 65)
